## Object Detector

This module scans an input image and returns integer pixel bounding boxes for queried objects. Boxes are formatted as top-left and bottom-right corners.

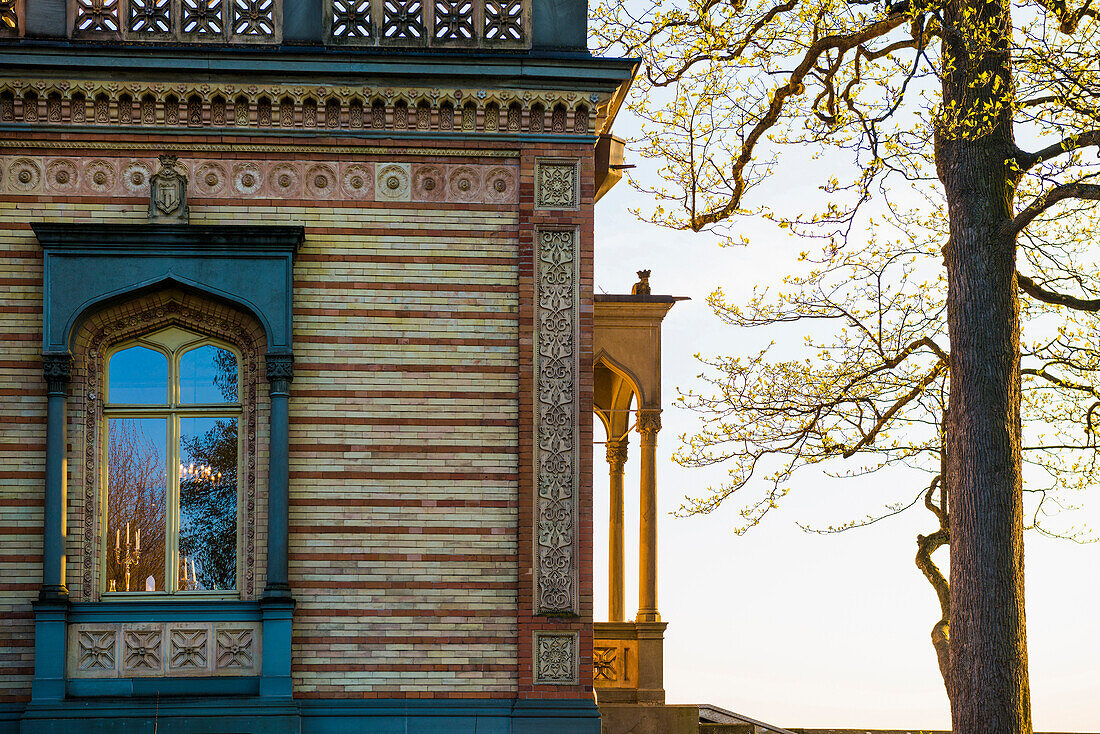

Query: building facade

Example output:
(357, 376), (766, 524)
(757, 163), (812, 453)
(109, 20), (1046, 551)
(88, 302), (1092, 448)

(0, 3), (634, 731)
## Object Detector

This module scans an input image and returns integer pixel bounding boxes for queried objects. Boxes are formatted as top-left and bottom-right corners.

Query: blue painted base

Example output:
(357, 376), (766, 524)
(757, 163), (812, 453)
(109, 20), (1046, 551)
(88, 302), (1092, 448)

(9, 698), (601, 734)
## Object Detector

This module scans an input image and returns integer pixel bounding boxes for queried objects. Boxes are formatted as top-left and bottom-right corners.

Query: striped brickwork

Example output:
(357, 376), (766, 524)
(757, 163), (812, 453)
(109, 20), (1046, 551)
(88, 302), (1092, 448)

(0, 130), (598, 701)
(0, 205), (42, 701)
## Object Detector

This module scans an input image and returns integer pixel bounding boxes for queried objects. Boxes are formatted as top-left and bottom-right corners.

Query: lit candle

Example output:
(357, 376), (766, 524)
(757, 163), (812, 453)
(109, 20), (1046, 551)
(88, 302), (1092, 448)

(191, 558), (197, 586)
(116, 527), (120, 550)
(182, 557), (188, 582)
(135, 527), (140, 551)
(126, 522), (130, 548)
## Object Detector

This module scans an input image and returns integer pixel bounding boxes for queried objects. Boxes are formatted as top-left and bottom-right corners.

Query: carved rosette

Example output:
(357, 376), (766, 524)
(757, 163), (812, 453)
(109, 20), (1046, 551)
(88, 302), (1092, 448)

(534, 159), (578, 209)
(533, 631), (578, 685)
(534, 229), (579, 614)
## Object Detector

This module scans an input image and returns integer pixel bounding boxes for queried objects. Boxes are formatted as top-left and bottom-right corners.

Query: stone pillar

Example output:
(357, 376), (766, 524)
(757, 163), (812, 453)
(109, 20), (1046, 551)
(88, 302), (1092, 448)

(261, 352), (294, 699)
(33, 354), (72, 702)
(263, 352), (293, 601)
(606, 438), (628, 623)
(636, 410), (661, 623)
(41, 354), (71, 600)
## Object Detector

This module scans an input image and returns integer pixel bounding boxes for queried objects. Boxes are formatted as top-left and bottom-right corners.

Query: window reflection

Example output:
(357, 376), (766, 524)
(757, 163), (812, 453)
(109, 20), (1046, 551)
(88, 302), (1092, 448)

(180, 345), (238, 404)
(106, 418), (167, 593)
(178, 416), (238, 592)
(108, 346), (167, 404)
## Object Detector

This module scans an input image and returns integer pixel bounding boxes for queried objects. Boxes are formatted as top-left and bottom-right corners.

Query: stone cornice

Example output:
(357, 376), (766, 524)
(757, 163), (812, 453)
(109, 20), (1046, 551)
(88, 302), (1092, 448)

(0, 77), (607, 136)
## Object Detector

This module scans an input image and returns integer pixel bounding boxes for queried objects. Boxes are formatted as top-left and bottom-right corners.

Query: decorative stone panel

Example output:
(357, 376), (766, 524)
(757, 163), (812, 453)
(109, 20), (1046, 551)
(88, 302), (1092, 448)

(534, 229), (580, 614)
(121, 624), (165, 676)
(214, 624), (260, 675)
(68, 625), (119, 678)
(534, 159), (579, 209)
(533, 632), (578, 685)
(67, 622), (260, 678)
(0, 79), (599, 136)
(166, 623), (213, 676)
(591, 639), (638, 688)
(375, 162), (413, 202)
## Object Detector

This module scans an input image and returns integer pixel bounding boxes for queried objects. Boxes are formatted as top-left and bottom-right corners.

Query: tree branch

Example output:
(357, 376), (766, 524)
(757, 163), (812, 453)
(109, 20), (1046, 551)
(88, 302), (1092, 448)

(1018, 271), (1100, 312)
(1017, 129), (1100, 170)
(1005, 180), (1100, 239)
(690, 12), (911, 230)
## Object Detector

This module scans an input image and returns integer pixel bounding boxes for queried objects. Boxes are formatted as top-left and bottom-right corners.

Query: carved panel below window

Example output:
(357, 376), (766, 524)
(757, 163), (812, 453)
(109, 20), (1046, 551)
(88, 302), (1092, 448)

(68, 622), (261, 678)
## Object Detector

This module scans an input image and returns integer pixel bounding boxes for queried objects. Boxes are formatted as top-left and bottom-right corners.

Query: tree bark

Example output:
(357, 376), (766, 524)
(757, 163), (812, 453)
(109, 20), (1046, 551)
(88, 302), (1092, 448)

(937, 0), (1032, 730)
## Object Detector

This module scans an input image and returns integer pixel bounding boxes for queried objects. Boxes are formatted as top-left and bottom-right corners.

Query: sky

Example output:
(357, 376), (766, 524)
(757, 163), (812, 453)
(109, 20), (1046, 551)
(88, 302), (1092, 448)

(590, 112), (1100, 730)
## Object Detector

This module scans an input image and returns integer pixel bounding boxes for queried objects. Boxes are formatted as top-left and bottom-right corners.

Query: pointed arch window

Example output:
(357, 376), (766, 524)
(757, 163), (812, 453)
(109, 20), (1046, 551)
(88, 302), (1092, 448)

(103, 327), (241, 597)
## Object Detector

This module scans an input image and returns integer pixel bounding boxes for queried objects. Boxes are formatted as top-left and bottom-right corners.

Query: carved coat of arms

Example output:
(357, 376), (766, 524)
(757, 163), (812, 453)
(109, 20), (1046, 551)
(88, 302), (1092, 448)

(149, 155), (189, 223)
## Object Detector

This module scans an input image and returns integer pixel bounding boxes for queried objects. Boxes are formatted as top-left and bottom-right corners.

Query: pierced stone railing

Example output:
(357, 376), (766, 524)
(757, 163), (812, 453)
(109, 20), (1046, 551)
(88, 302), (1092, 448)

(326, 0), (526, 47)
(72, 0), (281, 43)
(0, 0), (530, 47)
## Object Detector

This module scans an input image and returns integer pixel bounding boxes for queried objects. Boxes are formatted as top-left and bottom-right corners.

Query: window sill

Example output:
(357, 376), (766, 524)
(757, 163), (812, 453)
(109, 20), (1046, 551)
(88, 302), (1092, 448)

(69, 599), (261, 623)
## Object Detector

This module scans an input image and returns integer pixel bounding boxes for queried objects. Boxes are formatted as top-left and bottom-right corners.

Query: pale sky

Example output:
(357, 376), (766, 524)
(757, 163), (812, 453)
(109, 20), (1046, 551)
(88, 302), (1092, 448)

(590, 113), (1100, 731)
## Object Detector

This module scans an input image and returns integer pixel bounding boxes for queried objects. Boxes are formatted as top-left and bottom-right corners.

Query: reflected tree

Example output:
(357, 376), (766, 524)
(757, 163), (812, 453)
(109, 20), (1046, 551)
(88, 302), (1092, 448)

(106, 420), (167, 592)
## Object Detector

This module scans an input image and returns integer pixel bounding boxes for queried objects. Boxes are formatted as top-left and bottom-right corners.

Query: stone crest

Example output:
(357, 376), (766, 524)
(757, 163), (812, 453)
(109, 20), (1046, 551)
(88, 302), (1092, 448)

(149, 154), (189, 223)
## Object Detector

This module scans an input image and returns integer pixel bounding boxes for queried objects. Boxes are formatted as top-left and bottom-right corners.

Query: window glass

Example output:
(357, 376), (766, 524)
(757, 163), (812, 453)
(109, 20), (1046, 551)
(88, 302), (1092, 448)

(108, 346), (167, 404)
(180, 345), (238, 404)
(105, 418), (167, 593)
(178, 416), (239, 592)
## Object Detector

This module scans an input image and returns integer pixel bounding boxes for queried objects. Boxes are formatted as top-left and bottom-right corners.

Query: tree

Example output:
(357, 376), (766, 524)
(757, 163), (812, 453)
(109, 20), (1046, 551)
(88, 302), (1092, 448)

(593, 0), (1100, 730)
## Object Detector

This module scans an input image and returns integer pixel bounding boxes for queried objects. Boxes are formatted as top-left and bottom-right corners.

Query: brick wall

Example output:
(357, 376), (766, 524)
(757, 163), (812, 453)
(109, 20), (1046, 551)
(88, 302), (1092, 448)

(0, 130), (596, 700)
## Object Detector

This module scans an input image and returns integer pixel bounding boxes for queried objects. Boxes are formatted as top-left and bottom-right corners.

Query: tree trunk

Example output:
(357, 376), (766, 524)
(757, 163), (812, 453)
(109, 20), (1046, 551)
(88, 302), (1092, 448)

(936, 0), (1032, 730)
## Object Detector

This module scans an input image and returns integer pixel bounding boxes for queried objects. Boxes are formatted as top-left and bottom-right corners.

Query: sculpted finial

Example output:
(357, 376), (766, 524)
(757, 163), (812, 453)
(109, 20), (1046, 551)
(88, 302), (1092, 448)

(631, 270), (652, 296)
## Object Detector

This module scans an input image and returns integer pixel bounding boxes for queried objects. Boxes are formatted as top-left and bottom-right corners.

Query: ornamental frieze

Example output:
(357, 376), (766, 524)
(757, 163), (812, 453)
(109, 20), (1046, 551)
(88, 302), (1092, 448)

(534, 229), (580, 614)
(0, 79), (601, 136)
(0, 155), (519, 205)
(67, 622), (261, 679)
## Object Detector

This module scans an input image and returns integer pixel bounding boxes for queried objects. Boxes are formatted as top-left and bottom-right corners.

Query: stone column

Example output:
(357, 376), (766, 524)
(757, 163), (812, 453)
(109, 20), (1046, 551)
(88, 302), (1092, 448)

(33, 354), (71, 702)
(41, 354), (71, 600)
(263, 352), (293, 601)
(261, 352), (294, 699)
(636, 409), (661, 623)
(606, 438), (628, 623)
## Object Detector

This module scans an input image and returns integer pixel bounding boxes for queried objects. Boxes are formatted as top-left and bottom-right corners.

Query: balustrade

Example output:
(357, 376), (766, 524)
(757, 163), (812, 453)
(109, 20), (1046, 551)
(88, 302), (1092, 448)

(0, 0), (530, 46)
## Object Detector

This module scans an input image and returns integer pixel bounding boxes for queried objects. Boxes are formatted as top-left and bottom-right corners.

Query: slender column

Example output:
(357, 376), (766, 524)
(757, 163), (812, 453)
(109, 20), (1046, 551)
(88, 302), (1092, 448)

(606, 438), (628, 622)
(41, 354), (71, 600)
(263, 352), (293, 600)
(33, 354), (72, 702)
(636, 409), (661, 623)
